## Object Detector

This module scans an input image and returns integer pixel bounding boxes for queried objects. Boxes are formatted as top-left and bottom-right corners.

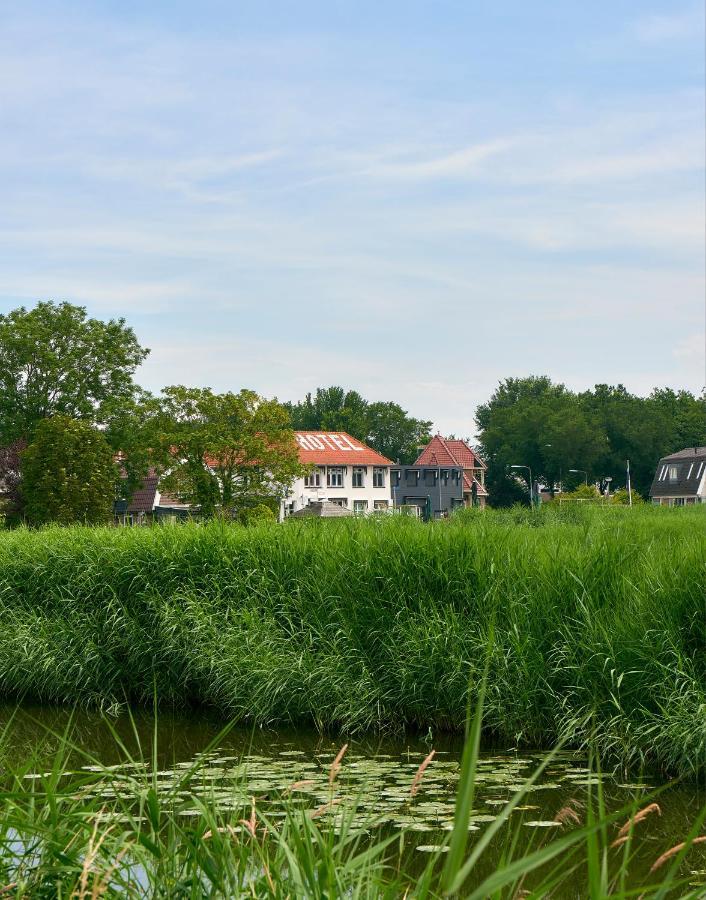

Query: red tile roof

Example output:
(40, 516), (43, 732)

(415, 435), (485, 469)
(295, 432), (393, 466)
(416, 436), (487, 495)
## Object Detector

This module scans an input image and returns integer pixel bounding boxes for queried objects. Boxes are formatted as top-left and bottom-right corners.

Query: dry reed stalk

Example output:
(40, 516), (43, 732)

(89, 844), (131, 900)
(310, 798), (342, 820)
(287, 779), (315, 793)
(650, 836), (706, 873)
(554, 805), (581, 826)
(410, 749), (436, 798)
(328, 744), (349, 787)
(614, 803), (661, 842)
(73, 816), (115, 900)
(239, 796), (257, 837)
(203, 825), (242, 840)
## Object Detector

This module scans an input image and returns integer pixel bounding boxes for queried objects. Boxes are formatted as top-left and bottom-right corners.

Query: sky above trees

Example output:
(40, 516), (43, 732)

(0, 1), (703, 436)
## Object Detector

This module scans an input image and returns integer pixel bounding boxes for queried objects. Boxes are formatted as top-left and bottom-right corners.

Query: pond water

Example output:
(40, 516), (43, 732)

(2, 704), (705, 894)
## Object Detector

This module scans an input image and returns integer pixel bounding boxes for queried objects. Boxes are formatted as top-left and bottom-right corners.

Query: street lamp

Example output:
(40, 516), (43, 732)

(569, 468), (588, 486)
(510, 464), (534, 507)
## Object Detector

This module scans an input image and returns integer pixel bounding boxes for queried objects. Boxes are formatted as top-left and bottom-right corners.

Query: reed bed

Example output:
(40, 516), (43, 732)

(2, 706), (705, 897)
(0, 506), (704, 777)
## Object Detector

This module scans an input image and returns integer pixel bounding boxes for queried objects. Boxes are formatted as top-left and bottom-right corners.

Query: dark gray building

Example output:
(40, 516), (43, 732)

(649, 447), (706, 506)
(390, 465), (465, 519)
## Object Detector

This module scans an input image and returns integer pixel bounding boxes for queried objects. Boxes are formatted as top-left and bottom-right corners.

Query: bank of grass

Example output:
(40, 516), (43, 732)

(0, 505), (704, 777)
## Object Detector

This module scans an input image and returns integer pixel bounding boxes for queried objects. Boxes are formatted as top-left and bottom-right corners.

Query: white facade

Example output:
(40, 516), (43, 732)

(282, 432), (393, 517)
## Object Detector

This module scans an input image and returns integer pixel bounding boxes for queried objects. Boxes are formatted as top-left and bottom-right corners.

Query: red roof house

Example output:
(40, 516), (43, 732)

(415, 435), (488, 507)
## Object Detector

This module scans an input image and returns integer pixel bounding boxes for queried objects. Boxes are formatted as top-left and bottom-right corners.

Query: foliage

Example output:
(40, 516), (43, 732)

(286, 386), (432, 463)
(150, 386), (307, 518)
(611, 487), (645, 505)
(21, 416), (117, 525)
(0, 438), (25, 525)
(0, 301), (149, 445)
(237, 503), (277, 525)
(476, 376), (706, 505)
(561, 484), (602, 501)
(1, 506), (705, 777)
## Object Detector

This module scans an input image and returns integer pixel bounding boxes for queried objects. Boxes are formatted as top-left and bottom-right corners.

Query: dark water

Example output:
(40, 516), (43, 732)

(2, 704), (705, 894)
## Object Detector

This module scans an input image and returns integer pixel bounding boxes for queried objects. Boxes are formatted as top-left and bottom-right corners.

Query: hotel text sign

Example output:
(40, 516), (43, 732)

(296, 433), (364, 452)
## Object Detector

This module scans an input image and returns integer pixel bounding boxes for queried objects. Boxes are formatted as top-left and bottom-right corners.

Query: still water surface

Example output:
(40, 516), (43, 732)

(2, 705), (705, 893)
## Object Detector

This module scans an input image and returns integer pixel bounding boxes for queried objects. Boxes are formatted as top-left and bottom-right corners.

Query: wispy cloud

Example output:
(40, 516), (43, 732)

(633, 7), (705, 43)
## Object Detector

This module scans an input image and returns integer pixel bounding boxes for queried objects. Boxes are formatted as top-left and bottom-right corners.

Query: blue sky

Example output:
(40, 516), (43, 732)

(1, 1), (704, 436)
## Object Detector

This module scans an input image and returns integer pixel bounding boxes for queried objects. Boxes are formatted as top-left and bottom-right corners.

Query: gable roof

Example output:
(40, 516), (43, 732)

(295, 432), (393, 466)
(650, 447), (706, 498)
(415, 435), (486, 470)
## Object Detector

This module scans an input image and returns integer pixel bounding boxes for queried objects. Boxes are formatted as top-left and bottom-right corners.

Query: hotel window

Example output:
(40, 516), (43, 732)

(328, 467), (344, 488)
(668, 465), (679, 481)
(374, 499), (388, 510)
(304, 470), (321, 488)
(352, 466), (365, 488)
(373, 467), (385, 488)
(353, 499), (368, 514)
(329, 498), (348, 508)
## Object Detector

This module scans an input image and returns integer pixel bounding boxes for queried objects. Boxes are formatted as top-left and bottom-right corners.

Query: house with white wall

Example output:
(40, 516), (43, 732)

(281, 432), (394, 517)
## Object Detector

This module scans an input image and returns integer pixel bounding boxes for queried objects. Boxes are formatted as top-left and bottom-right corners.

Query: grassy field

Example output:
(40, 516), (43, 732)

(0, 505), (704, 777)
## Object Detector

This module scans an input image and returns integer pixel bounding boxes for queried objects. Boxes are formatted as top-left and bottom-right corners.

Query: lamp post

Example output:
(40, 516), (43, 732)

(510, 464), (534, 507)
(569, 468), (588, 486)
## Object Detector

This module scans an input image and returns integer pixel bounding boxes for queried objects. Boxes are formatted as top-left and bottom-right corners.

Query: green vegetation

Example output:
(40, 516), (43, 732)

(21, 416), (117, 526)
(2, 701), (705, 897)
(1, 506), (704, 778)
(0, 301), (148, 446)
(285, 385), (433, 463)
(147, 386), (307, 518)
(477, 376), (706, 503)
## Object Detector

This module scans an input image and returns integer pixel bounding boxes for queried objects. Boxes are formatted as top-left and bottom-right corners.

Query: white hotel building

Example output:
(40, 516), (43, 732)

(281, 431), (394, 516)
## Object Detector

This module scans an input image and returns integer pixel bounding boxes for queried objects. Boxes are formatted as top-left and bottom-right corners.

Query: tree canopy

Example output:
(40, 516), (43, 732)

(285, 387), (432, 464)
(21, 416), (117, 525)
(150, 386), (307, 518)
(476, 376), (706, 505)
(0, 301), (149, 444)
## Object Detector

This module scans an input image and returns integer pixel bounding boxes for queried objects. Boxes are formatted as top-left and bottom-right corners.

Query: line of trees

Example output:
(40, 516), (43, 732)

(475, 376), (706, 505)
(0, 302), (309, 525)
(1, 302), (703, 524)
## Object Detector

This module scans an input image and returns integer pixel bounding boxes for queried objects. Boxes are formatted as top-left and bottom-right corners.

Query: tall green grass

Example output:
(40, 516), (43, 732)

(0, 506), (704, 776)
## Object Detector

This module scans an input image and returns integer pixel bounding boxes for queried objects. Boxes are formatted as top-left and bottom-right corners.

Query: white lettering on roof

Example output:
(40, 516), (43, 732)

(342, 435), (364, 451)
(296, 433), (366, 452)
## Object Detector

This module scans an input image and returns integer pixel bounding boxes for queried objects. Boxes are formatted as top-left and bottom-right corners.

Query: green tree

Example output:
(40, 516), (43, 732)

(22, 416), (117, 525)
(285, 386), (432, 463)
(0, 301), (149, 445)
(365, 401), (432, 463)
(476, 376), (606, 505)
(152, 387), (307, 518)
